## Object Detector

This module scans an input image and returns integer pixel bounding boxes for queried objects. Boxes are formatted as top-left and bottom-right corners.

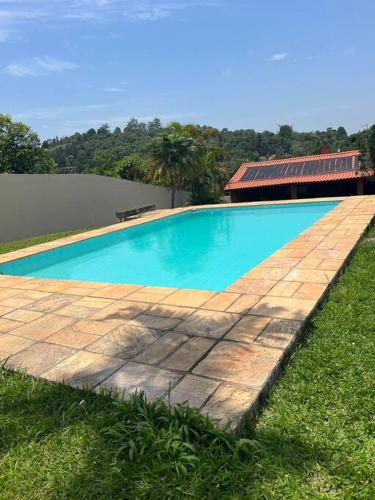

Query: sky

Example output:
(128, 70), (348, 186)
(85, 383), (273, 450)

(0, 0), (374, 139)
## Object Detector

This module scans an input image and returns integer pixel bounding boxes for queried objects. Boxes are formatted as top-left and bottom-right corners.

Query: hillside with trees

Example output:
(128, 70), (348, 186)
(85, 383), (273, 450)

(43, 119), (372, 177)
(1, 112), (374, 205)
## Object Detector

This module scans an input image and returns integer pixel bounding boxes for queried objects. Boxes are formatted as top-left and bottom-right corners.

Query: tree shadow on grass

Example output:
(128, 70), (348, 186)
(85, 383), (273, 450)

(0, 366), (338, 499)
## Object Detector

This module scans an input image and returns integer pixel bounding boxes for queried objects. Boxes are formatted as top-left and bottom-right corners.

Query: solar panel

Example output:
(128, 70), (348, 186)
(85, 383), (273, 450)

(240, 156), (357, 183)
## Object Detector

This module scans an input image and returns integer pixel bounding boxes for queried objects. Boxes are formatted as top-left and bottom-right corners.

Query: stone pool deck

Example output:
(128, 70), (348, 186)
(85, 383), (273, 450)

(0, 196), (374, 429)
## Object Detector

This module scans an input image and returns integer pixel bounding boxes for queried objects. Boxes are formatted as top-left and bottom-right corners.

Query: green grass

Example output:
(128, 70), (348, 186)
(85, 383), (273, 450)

(1, 228), (375, 498)
(0, 229), (89, 256)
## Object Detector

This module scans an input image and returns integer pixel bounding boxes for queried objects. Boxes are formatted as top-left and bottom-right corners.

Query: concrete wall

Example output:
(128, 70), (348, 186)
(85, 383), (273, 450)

(0, 174), (190, 242)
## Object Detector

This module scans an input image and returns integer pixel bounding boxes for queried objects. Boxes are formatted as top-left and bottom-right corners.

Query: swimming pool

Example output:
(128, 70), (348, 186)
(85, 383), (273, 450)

(1, 201), (339, 291)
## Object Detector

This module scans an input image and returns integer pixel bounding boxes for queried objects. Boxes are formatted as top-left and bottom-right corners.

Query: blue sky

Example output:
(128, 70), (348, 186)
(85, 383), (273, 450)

(1, 0), (374, 139)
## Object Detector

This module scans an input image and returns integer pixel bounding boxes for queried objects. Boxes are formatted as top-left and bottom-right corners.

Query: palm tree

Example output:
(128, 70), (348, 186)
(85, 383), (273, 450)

(147, 128), (196, 208)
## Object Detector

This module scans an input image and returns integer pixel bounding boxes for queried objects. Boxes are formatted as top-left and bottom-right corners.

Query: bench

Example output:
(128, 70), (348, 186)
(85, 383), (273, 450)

(115, 204), (156, 222)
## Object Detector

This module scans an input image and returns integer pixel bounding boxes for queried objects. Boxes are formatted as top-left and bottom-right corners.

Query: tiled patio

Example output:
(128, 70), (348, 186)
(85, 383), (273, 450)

(0, 196), (374, 429)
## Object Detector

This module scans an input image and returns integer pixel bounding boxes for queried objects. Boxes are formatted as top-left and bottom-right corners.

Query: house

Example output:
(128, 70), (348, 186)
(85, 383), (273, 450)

(225, 150), (375, 202)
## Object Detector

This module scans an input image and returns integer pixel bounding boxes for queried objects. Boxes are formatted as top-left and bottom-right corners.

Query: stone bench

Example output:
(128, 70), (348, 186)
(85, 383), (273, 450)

(115, 204), (156, 222)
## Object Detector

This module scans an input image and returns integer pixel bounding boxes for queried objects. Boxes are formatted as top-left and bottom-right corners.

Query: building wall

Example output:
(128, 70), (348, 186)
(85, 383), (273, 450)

(0, 174), (190, 243)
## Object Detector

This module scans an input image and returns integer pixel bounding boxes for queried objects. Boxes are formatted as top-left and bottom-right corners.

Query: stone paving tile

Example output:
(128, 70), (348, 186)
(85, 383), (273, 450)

(167, 374), (220, 408)
(293, 282), (327, 300)
(161, 289), (215, 308)
(126, 314), (182, 331)
(142, 286), (177, 296)
(241, 267), (270, 280)
(0, 305), (15, 317)
(259, 268), (291, 280)
(161, 336), (216, 372)
(147, 304), (195, 320)
(200, 293), (240, 312)
(0, 296), (37, 308)
(226, 279), (277, 295)
(87, 323), (162, 360)
(55, 304), (99, 319)
(0, 318), (23, 333)
(318, 258), (345, 271)
(27, 293), (78, 313)
(325, 270), (337, 282)
(0, 288), (23, 301)
(43, 351), (125, 388)
(125, 291), (171, 303)
(295, 258), (322, 270)
(9, 313), (78, 340)
(71, 318), (120, 336)
(13, 290), (51, 300)
(282, 269), (329, 284)
(67, 280), (110, 290)
(7, 279), (46, 290)
(250, 296), (316, 321)
(226, 294), (261, 314)
(225, 315), (271, 343)
(36, 282), (73, 293)
(46, 326), (99, 349)
(62, 287), (99, 296)
(267, 281), (301, 297)
(193, 341), (283, 388)
(175, 309), (240, 339)
(90, 300), (150, 322)
(201, 383), (258, 426)
(0, 277), (30, 287)
(96, 362), (182, 401)
(255, 319), (302, 349)
(308, 249), (350, 260)
(71, 297), (116, 309)
(90, 284), (142, 299)
(0, 334), (35, 361)
(259, 257), (300, 269)
(6, 342), (76, 377)
(135, 331), (189, 365)
(3, 309), (44, 323)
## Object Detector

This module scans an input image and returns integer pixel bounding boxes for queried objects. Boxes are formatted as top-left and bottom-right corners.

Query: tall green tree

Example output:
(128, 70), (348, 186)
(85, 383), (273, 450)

(0, 114), (55, 174)
(367, 125), (375, 166)
(178, 123), (229, 204)
(116, 154), (146, 182)
(147, 127), (196, 208)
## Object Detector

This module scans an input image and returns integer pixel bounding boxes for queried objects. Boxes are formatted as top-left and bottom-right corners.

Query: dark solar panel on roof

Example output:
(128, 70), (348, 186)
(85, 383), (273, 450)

(240, 156), (357, 182)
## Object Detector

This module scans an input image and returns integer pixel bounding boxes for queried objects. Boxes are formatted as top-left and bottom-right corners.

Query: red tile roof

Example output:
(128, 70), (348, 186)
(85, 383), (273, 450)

(225, 150), (373, 191)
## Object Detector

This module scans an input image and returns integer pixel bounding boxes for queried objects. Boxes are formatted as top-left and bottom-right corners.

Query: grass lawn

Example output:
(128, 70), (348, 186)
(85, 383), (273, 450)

(0, 229), (89, 256)
(1, 228), (374, 498)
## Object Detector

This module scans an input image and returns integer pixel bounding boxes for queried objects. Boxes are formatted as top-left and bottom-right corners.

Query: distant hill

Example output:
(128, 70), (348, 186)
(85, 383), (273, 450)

(43, 118), (367, 175)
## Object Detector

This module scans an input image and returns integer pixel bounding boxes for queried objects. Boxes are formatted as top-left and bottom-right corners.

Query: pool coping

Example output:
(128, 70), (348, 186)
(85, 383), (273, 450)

(0, 195), (374, 430)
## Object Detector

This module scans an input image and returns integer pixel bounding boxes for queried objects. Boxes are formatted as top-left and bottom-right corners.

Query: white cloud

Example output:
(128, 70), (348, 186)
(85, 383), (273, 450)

(0, 1), (221, 36)
(269, 52), (288, 61)
(101, 87), (124, 92)
(4, 56), (79, 76)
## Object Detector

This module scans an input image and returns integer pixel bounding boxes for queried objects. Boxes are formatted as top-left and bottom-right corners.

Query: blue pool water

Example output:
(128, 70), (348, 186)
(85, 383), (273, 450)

(1, 202), (338, 291)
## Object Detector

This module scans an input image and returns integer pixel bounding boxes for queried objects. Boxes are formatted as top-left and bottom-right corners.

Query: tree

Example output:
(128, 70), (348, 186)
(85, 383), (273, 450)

(178, 123), (228, 205)
(92, 150), (117, 176)
(147, 127), (196, 208)
(116, 154), (146, 182)
(368, 125), (375, 166)
(0, 114), (55, 174)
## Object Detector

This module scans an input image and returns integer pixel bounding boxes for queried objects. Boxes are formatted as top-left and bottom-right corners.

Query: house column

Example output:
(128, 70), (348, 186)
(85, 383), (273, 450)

(356, 178), (364, 195)
(290, 184), (298, 199)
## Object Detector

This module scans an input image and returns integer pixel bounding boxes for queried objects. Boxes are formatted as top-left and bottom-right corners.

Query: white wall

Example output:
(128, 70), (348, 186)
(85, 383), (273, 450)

(0, 174), (190, 242)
